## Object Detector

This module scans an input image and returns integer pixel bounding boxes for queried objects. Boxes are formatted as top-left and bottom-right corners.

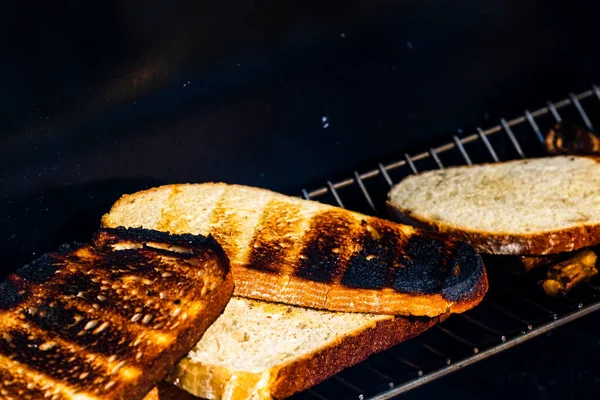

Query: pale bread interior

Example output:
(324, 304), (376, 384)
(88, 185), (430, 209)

(389, 156), (600, 234)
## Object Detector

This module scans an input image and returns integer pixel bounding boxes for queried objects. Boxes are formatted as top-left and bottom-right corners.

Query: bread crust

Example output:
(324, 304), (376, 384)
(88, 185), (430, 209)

(387, 201), (600, 255)
(270, 314), (444, 399)
(102, 183), (488, 317)
(166, 313), (444, 400)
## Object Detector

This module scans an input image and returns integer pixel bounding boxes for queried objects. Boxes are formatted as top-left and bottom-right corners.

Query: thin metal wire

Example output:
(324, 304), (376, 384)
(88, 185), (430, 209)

(378, 163), (394, 187)
(304, 88), (596, 198)
(491, 282), (555, 316)
(417, 341), (451, 365)
(477, 127), (500, 162)
(570, 92), (594, 129)
(435, 325), (478, 352)
(593, 84), (600, 103)
(547, 101), (562, 122)
(333, 376), (365, 394)
(429, 148), (444, 169)
(460, 313), (506, 339)
(453, 135), (473, 165)
(482, 298), (534, 327)
(501, 118), (525, 158)
(327, 181), (345, 208)
(525, 110), (546, 143)
(404, 153), (418, 173)
(368, 302), (600, 400)
(354, 171), (378, 213)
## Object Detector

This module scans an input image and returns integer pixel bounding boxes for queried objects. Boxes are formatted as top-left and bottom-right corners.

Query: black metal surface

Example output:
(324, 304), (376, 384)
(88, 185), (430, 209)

(292, 87), (600, 399)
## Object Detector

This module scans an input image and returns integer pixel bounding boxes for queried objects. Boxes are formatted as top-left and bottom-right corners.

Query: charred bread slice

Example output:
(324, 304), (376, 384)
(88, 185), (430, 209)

(0, 227), (233, 400)
(101, 183), (487, 317)
(388, 156), (600, 255)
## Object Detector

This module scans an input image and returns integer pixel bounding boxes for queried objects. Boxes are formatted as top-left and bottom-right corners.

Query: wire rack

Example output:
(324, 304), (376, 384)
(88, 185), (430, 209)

(291, 85), (600, 400)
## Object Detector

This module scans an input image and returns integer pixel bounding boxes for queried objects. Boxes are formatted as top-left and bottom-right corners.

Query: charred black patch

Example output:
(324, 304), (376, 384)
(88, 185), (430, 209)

(57, 241), (87, 254)
(247, 200), (304, 274)
(392, 236), (448, 294)
(94, 227), (226, 259)
(342, 256), (388, 289)
(62, 274), (101, 296)
(295, 211), (354, 283)
(405, 236), (445, 268)
(0, 279), (24, 310)
(392, 258), (445, 293)
(24, 300), (135, 357)
(442, 241), (484, 301)
(14, 254), (60, 283)
(0, 328), (103, 387)
(341, 220), (400, 289)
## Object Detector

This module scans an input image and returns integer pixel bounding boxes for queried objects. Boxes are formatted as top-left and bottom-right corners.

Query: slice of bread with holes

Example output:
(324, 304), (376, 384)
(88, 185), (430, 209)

(153, 297), (443, 400)
(0, 227), (233, 400)
(102, 183), (488, 317)
(387, 156), (600, 255)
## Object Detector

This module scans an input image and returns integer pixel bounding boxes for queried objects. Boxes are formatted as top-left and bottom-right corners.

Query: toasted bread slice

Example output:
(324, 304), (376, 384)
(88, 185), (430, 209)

(101, 183), (487, 317)
(0, 227), (233, 400)
(162, 297), (442, 400)
(387, 156), (600, 255)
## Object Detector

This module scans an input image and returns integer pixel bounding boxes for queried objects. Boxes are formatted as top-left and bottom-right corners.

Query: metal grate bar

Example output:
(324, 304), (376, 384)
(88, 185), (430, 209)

(491, 282), (555, 316)
(525, 109), (546, 143)
(477, 128), (500, 162)
(308, 389), (332, 400)
(417, 341), (451, 365)
(482, 298), (534, 328)
(460, 314), (507, 340)
(500, 118), (526, 158)
(327, 181), (345, 208)
(404, 154), (418, 173)
(354, 171), (378, 213)
(392, 356), (422, 372)
(378, 163), (394, 187)
(368, 302), (600, 400)
(547, 101), (562, 122)
(429, 148), (444, 169)
(435, 326), (478, 353)
(302, 189), (311, 200)
(333, 376), (365, 394)
(305, 88), (596, 198)
(570, 92), (594, 129)
(594, 84), (600, 103)
(453, 135), (473, 165)
(364, 364), (394, 382)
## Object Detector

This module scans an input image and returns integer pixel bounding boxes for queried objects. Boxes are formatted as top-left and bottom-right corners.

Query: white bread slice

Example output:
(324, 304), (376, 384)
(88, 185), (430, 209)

(101, 183), (487, 317)
(162, 297), (441, 400)
(387, 156), (600, 255)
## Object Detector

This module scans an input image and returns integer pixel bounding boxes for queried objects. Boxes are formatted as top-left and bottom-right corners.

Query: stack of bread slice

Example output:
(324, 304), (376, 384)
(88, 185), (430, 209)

(101, 183), (489, 399)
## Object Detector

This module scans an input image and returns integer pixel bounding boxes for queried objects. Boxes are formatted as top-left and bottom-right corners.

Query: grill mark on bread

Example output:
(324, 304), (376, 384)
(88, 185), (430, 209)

(341, 219), (406, 289)
(294, 210), (356, 283)
(0, 327), (107, 389)
(21, 299), (139, 358)
(0, 227), (233, 400)
(247, 200), (304, 273)
(207, 193), (244, 261)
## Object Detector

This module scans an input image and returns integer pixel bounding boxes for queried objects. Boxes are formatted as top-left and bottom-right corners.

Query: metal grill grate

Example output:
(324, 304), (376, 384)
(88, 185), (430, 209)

(291, 85), (600, 400)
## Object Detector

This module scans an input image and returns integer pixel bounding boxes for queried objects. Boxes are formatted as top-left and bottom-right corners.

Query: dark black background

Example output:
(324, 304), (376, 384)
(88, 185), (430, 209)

(1, 1), (599, 398)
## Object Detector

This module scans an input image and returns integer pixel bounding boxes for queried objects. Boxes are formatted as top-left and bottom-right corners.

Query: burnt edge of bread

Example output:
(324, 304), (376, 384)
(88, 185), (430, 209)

(0, 226), (233, 400)
(287, 212), (485, 302)
(94, 226), (228, 259)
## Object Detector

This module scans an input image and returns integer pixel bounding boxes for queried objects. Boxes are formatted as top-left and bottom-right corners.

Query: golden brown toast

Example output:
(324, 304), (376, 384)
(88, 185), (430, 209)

(101, 183), (488, 317)
(0, 227), (233, 400)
